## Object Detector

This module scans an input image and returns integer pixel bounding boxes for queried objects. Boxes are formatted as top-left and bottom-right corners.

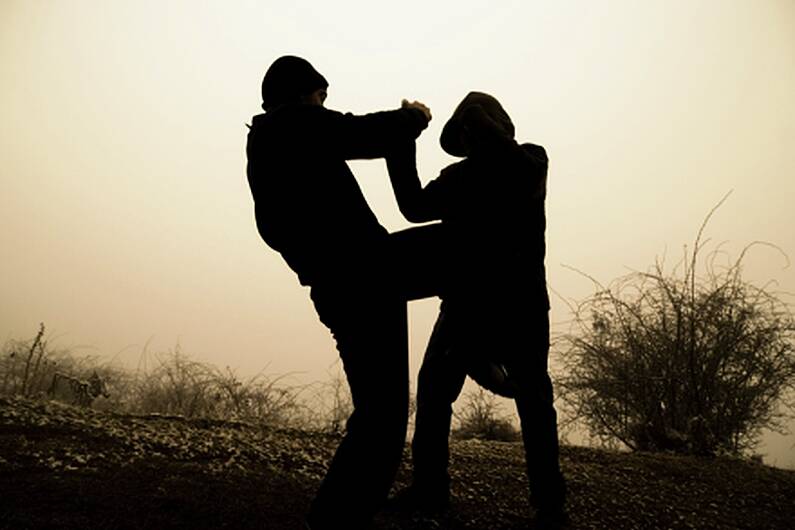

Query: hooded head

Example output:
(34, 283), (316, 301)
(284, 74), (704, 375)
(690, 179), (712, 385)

(261, 56), (329, 111)
(440, 92), (514, 157)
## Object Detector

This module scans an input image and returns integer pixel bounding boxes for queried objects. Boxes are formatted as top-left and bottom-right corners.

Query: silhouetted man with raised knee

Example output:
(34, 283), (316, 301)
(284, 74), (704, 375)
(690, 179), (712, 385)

(245, 55), (431, 529)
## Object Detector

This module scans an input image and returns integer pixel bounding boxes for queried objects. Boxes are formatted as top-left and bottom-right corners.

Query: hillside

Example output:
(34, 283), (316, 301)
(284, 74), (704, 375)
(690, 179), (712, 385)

(1, 396), (793, 529)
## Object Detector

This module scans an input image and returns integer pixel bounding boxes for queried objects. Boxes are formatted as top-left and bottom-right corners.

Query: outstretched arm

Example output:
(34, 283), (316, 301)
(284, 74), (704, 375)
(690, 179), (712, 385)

(317, 105), (431, 161)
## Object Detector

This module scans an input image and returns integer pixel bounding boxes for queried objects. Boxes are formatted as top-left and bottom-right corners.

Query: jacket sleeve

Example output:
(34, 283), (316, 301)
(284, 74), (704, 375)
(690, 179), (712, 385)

(318, 107), (430, 160)
(386, 141), (451, 223)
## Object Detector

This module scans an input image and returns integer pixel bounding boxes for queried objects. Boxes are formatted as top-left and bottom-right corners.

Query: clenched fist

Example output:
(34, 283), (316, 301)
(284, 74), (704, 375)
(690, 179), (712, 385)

(401, 99), (432, 122)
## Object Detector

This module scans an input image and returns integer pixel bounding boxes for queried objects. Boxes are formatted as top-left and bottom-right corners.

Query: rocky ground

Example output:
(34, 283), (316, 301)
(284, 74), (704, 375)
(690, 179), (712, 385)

(1, 396), (793, 529)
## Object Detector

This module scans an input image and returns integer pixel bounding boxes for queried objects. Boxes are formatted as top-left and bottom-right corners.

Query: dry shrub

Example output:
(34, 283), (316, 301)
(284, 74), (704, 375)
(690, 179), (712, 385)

(123, 347), (308, 427)
(453, 387), (520, 442)
(1, 323), (119, 405)
(558, 195), (795, 455)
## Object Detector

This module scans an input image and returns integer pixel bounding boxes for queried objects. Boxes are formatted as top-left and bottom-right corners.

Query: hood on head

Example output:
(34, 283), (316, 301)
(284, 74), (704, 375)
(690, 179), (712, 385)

(440, 91), (514, 157)
(261, 55), (328, 111)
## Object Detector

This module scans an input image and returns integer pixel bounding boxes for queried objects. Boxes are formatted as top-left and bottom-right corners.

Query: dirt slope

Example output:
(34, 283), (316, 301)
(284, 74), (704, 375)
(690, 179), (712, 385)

(1, 396), (793, 529)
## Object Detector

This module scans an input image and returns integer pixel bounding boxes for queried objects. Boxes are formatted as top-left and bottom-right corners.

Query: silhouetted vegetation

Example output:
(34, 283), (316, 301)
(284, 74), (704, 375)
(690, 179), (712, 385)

(1, 323), (119, 404)
(452, 387), (520, 442)
(0, 326), (334, 430)
(558, 197), (795, 456)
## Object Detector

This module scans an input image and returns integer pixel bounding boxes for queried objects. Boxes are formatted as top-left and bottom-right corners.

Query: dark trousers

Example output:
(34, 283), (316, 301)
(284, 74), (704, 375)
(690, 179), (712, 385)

(411, 305), (566, 509)
(307, 283), (409, 529)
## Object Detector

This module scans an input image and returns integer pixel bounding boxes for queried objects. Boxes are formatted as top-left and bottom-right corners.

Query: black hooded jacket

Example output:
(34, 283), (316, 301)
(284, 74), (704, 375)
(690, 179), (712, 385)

(246, 103), (428, 286)
(386, 93), (549, 308)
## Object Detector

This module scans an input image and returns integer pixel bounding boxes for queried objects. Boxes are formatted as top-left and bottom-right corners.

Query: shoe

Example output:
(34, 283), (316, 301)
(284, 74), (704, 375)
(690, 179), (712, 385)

(534, 507), (570, 530)
(387, 484), (450, 513)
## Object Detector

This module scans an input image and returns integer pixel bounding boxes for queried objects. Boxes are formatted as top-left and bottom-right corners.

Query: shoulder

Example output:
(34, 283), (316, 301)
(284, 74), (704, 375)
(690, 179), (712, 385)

(440, 159), (468, 176)
(264, 103), (341, 125)
(435, 160), (470, 183)
(516, 143), (548, 174)
(422, 160), (468, 195)
(256, 105), (345, 144)
(520, 143), (548, 162)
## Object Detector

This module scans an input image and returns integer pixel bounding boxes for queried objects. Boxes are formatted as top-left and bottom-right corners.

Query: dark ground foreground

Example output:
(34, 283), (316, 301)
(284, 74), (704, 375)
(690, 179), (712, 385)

(1, 396), (793, 530)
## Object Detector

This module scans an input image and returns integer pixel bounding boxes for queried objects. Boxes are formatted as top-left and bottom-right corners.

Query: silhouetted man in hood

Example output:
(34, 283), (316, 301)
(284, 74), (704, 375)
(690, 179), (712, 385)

(246, 56), (431, 529)
(386, 91), (567, 527)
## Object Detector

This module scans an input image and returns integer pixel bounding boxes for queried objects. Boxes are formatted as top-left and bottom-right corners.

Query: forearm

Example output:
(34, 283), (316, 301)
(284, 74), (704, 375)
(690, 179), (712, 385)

(386, 141), (439, 223)
(327, 107), (429, 160)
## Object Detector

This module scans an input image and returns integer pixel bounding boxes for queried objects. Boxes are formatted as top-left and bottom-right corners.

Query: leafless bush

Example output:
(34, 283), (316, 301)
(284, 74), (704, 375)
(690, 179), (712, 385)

(557, 196), (795, 455)
(452, 387), (520, 442)
(1, 329), (416, 432)
(1, 323), (48, 396)
(298, 364), (418, 434)
(122, 347), (307, 427)
(1, 324), (118, 405)
(318, 366), (354, 434)
(294, 365), (354, 434)
(2, 331), (308, 426)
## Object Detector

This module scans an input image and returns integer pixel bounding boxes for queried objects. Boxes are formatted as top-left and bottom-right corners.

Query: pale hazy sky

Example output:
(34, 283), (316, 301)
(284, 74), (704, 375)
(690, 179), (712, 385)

(2, 1), (793, 467)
